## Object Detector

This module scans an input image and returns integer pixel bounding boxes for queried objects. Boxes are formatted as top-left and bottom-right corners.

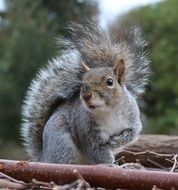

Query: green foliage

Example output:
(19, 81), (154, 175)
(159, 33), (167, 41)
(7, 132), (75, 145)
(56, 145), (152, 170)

(110, 0), (178, 134)
(0, 0), (98, 142)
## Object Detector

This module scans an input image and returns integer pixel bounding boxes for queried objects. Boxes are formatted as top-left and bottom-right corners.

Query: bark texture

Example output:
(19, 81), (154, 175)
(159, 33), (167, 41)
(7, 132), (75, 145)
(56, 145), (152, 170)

(0, 159), (178, 190)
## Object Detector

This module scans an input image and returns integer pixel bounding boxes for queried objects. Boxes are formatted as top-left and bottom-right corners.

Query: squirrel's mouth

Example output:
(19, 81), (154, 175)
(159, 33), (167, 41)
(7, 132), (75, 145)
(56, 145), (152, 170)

(88, 104), (103, 110)
(89, 105), (97, 109)
(82, 100), (100, 110)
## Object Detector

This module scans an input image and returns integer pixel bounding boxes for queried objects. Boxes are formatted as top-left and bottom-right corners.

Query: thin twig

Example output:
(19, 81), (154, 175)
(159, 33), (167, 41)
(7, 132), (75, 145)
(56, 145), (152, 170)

(170, 154), (178, 172)
(73, 169), (85, 181)
(116, 155), (125, 163)
(73, 169), (90, 188)
(122, 149), (173, 157)
(0, 171), (26, 185)
(165, 158), (174, 164)
(0, 178), (26, 189)
(147, 159), (168, 171)
(32, 178), (54, 186)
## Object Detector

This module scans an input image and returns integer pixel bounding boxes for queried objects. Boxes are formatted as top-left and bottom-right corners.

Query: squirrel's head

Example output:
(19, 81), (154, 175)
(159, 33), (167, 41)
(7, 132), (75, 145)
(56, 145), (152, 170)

(80, 59), (125, 114)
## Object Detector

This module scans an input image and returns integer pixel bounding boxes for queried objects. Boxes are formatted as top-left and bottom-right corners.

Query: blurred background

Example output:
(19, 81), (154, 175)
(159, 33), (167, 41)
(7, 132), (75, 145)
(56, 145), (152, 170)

(0, 0), (177, 159)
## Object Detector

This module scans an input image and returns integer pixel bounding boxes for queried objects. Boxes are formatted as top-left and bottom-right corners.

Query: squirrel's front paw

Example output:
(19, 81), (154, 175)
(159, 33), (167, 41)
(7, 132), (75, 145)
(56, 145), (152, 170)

(108, 128), (134, 148)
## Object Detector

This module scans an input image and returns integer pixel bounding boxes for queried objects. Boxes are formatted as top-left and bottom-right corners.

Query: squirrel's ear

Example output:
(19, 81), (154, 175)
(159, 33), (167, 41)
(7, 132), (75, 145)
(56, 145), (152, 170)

(82, 62), (90, 72)
(113, 59), (125, 85)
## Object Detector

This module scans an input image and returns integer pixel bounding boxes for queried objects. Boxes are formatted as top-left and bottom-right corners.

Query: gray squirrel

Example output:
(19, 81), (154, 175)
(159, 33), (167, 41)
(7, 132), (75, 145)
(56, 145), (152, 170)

(21, 20), (150, 164)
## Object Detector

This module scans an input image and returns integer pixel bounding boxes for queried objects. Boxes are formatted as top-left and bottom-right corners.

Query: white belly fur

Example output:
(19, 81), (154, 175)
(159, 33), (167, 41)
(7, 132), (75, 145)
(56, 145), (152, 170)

(99, 111), (128, 141)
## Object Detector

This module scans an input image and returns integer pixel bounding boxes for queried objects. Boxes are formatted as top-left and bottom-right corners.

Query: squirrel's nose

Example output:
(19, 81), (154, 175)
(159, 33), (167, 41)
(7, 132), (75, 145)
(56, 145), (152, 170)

(82, 83), (92, 101)
(83, 92), (92, 101)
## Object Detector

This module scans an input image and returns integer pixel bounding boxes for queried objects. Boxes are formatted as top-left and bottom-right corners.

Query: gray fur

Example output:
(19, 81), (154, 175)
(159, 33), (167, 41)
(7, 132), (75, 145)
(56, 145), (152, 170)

(21, 19), (150, 163)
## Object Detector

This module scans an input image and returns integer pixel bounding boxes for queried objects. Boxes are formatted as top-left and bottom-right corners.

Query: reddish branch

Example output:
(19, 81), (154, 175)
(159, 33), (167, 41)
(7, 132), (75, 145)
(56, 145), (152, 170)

(0, 159), (178, 190)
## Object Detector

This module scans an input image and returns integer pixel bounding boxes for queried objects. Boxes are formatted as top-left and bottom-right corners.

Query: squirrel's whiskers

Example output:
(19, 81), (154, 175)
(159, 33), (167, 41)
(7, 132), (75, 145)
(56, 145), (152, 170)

(82, 62), (90, 71)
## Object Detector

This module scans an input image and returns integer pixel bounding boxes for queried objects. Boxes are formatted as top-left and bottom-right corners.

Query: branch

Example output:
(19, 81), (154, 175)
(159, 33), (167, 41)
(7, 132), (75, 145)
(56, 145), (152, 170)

(123, 135), (178, 154)
(115, 135), (178, 168)
(0, 159), (178, 190)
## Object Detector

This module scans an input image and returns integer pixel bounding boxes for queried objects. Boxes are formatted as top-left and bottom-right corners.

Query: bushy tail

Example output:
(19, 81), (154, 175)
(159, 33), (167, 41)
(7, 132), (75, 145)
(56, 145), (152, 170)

(21, 19), (150, 160)
(109, 26), (150, 95)
(21, 49), (83, 160)
(67, 20), (150, 96)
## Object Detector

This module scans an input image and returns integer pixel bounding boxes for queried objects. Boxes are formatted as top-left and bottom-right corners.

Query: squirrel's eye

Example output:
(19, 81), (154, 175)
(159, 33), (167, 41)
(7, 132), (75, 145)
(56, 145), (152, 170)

(106, 78), (113, 86)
